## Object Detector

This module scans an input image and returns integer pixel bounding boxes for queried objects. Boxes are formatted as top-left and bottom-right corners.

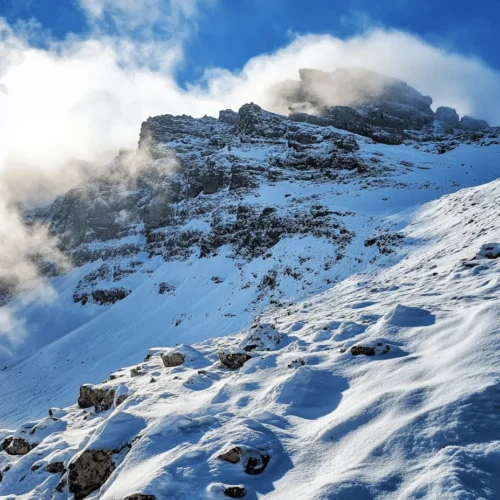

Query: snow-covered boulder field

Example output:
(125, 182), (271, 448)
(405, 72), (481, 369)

(1, 71), (500, 498)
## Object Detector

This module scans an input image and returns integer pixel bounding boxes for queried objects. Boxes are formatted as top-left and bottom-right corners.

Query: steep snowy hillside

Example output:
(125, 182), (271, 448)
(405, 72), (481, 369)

(0, 70), (499, 499)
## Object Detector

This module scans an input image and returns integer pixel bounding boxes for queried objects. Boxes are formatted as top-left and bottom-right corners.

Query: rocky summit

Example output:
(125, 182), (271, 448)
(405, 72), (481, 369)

(0, 69), (500, 499)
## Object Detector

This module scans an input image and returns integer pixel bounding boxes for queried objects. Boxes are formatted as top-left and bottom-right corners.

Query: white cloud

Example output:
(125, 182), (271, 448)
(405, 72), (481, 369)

(79, 0), (212, 39)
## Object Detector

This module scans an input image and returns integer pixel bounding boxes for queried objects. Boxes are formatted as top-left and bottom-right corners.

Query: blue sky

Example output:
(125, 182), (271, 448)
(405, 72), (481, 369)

(1, 0), (499, 85)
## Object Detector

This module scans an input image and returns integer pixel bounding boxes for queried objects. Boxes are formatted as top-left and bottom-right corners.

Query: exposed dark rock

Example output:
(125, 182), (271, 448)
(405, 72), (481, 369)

(236, 103), (287, 140)
(218, 351), (252, 369)
(3, 437), (37, 456)
(229, 164), (259, 191)
(219, 109), (238, 125)
(218, 446), (270, 475)
(1, 435), (13, 451)
(45, 462), (66, 474)
(116, 394), (128, 406)
(224, 486), (246, 498)
(91, 288), (130, 306)
(78, 385), (115, 410)
(435, 106), (459, 126)
(350, 344), (390, 356)
(476, 243), (500, 259)
(158, 282), (176, 295)
(124, 495), (157, 500)
(130, 366), (145, 377)
(350, 345), (376, 356)
(55, 477), (67, 492)
(364, 233), (404, 255)
(161, 352), (185, 367)
(245, 453), (271, 475)
(460, 116), (490, 130)
(218, 447), (242, 464)
(68, 449), (116, 500)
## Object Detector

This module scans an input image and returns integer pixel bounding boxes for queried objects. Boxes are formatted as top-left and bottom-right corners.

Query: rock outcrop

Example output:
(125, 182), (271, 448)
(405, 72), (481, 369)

(161, 352), (185, 367)
(2, 437), (37, 456)
(78, 385), (115, 411)
(459, 115), (490, 130)
(218, 445), (271, 475)
(68, 449), (116, 499)
(435, 106), (459, 126)
(217, 351), (252, 369)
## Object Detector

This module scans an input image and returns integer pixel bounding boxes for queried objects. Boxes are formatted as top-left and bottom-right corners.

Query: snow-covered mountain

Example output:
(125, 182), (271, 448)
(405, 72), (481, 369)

(1, 69), (499, 499)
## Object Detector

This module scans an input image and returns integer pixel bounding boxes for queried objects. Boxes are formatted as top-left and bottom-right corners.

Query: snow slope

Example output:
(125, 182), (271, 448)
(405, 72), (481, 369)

(1, 176), (499, 499)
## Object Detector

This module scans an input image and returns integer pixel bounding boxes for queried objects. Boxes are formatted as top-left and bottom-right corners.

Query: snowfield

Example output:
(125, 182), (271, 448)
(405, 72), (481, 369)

(0, 107), (500, 499)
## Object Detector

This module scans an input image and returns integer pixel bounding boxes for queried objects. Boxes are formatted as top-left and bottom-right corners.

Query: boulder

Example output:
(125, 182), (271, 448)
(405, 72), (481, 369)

(45, 462), (66, 474)
(350, 345), (376, 356)
(224, 486), (246, 498)
(218, 446), (270, 475)
(68, 450), (116, 500)
(91, 287), (130, 305)
(161, 352), (185, 368)
(435, 106), (459, 126)
(460, 115), (490, 130)
(217, 350), (252, 369)
(350, 344), (390, 356)
(78, 385), (115, 411)
(3, 437), (37, 456)
(476, 243), (500, 259)
(1, 435), (12, 451)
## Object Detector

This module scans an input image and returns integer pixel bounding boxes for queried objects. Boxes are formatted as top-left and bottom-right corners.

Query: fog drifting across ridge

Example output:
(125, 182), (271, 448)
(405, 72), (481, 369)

(1, 23), (500, 201)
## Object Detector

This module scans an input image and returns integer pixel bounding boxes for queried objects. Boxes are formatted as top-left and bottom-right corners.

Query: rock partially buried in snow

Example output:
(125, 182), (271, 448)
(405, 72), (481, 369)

(350, 344), (390, 356)
(239, 323), (286, 352)
(1, 435), (12, 451)
(476, 243), (500, 260)
(78, 384), (115, 411)
(207, 482), (246, 499)
(224, 486), (246, 498)
(218, 445), (270, 475)
(124, 495), (157, 500)
(217, 350), (252, 369)
(68, 449), (117, 499)
(161, 351), (185, 367)
(2, 437), (37, 455)
(45, 461), (65, 474)
(48, 407), (67, 419)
